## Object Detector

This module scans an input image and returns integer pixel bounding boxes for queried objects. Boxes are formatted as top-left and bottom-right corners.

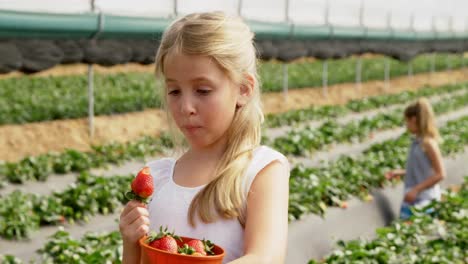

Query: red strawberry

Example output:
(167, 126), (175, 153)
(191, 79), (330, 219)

(186, 239), (215, 256)
(125, 166), (154, 203)
(150, 236), (178, 253)
(340, 201), (348, 209)
(146, 226), (182, 254)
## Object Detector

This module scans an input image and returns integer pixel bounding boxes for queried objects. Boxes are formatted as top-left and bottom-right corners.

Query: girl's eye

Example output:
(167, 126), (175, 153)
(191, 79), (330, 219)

(197, 89), (211, 95)
(168, 89), (180, 96)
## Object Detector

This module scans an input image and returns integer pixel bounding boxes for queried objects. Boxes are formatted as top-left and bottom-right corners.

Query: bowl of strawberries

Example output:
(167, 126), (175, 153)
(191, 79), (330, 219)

(139, 226), (225, 264)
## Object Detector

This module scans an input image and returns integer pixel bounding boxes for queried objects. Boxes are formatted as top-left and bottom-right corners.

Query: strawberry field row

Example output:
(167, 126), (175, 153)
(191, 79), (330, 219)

(309, 177), (468, 264)
(1, 83), (465, 187)
(264, 82), (468, 128)
(0, 230), (123, 264)
(1, 114), (467, 240)
(1, 54), (466, 125)
(0, 172), (132, 240)
(2, 176), (466, 264)
(0, 135), (171, 186)
(271, 90), (468, 156)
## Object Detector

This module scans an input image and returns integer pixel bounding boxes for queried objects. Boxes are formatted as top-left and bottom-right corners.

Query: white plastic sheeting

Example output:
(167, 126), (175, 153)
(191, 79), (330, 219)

(0, 0), (466, 33)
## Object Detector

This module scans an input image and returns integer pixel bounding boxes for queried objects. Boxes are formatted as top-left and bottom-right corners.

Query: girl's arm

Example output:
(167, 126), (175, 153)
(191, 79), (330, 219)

(405, 139), (446, 202)
(228, 160), (289, 264)
(385, 169), (406, 179)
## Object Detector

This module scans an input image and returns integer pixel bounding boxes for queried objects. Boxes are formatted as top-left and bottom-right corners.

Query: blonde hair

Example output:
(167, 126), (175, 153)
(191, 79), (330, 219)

(155, 12), (263, 227)
(404, 98), (441, 151)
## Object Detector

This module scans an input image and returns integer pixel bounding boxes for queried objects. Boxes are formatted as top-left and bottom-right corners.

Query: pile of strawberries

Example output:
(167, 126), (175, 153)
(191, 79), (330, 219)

(146, 226), (216, 257)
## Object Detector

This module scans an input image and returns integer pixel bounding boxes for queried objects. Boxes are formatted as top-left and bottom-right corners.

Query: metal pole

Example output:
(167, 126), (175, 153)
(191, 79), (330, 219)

(430, 15), (437, 82)
(449, 16), (455, 85)
(173, 0), (178, 17)
(281, 0), (290, 102)
(88, 65), (94, 140)
(462, 50), (465, 73)
(324, 0), (329, 25)
(356, 57), (362, 91)
(431, 53), (436, 77)
(463, 51), (467, 88)
(358, 0), (364, 26)
(282, 64), (288, 101)
(237, 0), (243, 16)
(385, 11), (392, 92)
(323, 60), (328, 97)
(465, 19), (468, 81)
(408, 60), (413, 81)
(408, 13), (414, 83)
(446, 54), (452, 72)
(87, 1), (102, 140)
(384, 58), (390, 91)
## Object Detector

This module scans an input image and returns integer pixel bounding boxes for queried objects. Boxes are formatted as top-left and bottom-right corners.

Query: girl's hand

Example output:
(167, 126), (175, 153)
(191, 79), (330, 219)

(385, 170), (402, 180)
(385, 171), (394, 180)
(119, 200), (150, 245)
(404, 188), (419, 203)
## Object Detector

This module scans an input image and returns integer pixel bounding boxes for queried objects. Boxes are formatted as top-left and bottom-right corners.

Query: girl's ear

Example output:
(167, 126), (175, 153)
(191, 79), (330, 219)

(236, 73), (255, 107)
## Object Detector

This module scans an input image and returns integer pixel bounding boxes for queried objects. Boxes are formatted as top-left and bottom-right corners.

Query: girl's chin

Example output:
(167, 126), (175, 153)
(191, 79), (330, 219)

(185, 137), (208, 148)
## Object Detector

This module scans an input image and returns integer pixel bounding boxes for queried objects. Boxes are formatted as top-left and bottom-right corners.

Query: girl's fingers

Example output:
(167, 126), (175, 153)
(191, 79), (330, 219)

(133, 224), (150, 241)
(121, 206), (149, 226)
(120, 200), (147, 219)
(121, 215), (150, 242)
(129, 215), (150, 232)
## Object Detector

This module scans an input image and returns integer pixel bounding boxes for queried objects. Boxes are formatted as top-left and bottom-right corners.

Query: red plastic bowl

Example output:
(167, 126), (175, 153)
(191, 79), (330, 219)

(139, 236), (225, 264)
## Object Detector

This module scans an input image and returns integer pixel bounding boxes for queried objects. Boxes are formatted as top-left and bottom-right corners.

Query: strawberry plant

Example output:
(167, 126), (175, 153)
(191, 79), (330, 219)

(1, 54), (467, 125)
(0, 255), (23, 264)
(309, 177), (468, 264)
(2, 135), (170, 186)
(0, 173), (132, 239)
(38, 229), (123, 264)
(0, 190), (40, 239)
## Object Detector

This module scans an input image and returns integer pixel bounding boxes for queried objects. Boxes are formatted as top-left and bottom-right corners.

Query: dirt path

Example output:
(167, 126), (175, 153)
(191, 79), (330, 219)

(1, 69), (467, 162)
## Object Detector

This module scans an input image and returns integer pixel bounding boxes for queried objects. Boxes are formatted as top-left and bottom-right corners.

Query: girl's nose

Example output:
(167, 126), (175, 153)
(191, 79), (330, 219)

(180, 94), (196, 115)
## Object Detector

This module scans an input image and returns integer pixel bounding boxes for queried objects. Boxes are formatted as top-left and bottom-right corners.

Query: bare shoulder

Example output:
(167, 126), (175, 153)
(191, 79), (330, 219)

(423, 138), (440, 152)
(260, 159), (289, 176)
(251, 160), (289, 190)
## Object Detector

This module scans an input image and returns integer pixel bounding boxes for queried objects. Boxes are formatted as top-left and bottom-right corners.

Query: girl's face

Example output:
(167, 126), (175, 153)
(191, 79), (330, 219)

(164, 52), (239, 150)
(405, 116), (418, 134)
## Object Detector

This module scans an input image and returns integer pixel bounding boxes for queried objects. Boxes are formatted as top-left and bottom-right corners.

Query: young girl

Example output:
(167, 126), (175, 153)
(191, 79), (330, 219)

(385, 98), (446, 220)
(119, 12), (290, 264)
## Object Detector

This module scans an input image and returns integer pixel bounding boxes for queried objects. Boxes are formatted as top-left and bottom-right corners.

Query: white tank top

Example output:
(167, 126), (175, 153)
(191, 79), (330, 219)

(146, 145), (289, 263)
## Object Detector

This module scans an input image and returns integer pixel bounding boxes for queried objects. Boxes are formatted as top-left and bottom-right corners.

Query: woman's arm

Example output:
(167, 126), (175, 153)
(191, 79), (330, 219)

(228, 160), (290, 264)
(405, 139), (446, 202)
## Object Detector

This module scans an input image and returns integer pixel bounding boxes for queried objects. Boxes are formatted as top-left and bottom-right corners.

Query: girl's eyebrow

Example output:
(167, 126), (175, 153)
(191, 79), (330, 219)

(165, 78), (177, 82)
(165, 76), (215, 83)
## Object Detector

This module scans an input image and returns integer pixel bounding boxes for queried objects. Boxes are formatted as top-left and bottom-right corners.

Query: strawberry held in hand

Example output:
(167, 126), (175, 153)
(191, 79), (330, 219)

(125, 166), (154, 203)
(146, 226), (182, 254)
